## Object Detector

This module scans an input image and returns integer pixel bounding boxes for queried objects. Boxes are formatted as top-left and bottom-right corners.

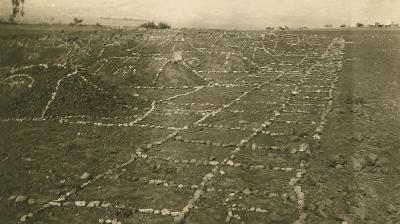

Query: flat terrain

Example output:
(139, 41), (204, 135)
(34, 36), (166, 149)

(0, 24), (399, 224)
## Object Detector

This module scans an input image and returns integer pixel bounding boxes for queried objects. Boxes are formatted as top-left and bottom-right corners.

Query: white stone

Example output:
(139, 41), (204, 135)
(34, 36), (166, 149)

(208, 161), (220, 166)
(139, 208), (154, 214)
(75, 201), (86, 207)
(170, 211), (180, 216)
(15, 195), (27, 203)
(49, 201), (61, 206)
(161, 208), (171, 215)
(80, 172), (91, 180)
(87, 201), (100, 208)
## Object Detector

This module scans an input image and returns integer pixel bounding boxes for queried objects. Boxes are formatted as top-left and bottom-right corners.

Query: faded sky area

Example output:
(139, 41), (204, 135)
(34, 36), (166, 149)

(1, 0), (400, 29)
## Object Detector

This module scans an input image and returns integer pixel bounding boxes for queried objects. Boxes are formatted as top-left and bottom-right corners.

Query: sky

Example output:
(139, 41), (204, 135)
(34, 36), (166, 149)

(1, 0), (400, 29)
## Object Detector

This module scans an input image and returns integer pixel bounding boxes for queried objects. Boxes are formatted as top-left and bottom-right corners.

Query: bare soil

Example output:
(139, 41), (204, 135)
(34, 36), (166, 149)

(0, 24), (399, 224)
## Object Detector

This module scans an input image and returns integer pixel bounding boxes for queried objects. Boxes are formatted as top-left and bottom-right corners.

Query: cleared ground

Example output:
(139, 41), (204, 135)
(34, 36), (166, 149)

(0, 24), (399, 224)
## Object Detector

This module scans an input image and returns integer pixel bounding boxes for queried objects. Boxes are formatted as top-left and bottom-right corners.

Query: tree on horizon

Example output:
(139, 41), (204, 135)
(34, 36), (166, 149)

(9, 0), (25, 23)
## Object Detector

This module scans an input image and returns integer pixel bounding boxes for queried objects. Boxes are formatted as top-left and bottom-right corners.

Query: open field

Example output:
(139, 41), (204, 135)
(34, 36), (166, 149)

(1, 24), (400, 224)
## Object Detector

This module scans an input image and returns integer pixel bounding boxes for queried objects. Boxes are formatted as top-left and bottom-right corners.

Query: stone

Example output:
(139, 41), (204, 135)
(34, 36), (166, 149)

(161, 208), (171, 215)
(154, 179), (164, 185)
(255, 165), (265, 170)
(335, 164), (344, 169)
(20, 215), (28, 222)
(80, 172), (91, 180)
(48, 201), (61, 206)
(242, 188), (252, 195)
(351, 153), (366, 171)
(299, 143), (310, 152)
(209, 161), (219, 166)
(63, 202), (74, 206)
(27, 199), (36, 205)
(8, 195), (16, 201)
(203, 173), (214, 182)
(75, 201), (86, 207)
(15, 195), (28, 203)
(87, 201), (100, 208)
(268, 193), (278, 198)
(328, 154), (345, 167)
(366, 153), (378, 166)
(281, 193), (289, 200)
(170, 211), (180, 216)
(271, 146), (279, 150)
(139, 208), (154, 214)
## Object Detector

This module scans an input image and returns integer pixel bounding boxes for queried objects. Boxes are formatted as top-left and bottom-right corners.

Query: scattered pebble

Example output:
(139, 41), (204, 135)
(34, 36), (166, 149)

(138, 208), (154, 214)
(80, 172), (91, 180)
(8, 195), (16, 201)
(242, 188), (252, 195)
(15, 195), (27, 203)
(161, 208), (170, 215)
(209, 161), (219, 166)
(87, 201), (100, 207)
(74, 201), (86, 207)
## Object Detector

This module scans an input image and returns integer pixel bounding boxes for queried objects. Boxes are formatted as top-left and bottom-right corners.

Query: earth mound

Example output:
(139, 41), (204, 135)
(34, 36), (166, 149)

(154, 62), (207, 87)
(0, 66), (147, 118)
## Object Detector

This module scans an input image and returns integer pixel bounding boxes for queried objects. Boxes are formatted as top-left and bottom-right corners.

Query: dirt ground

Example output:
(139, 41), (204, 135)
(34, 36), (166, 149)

(304, 30), (400, 224)
(0, 24), (399, 224)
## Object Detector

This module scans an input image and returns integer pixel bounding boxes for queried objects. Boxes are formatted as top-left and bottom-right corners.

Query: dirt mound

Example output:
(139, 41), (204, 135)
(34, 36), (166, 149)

(92, 56), (166, 87)
(0, 66), (66, 117)
(0, 66), (147, 118)
(45, 73), (145, 118)
(155, 62), (207, 87)
(0, 46), (69, 67)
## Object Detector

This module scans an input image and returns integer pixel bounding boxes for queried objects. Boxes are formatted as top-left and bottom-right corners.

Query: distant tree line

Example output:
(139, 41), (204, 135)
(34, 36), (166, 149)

(140, 22), (171, 29)
(69, 17), (84, 26)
